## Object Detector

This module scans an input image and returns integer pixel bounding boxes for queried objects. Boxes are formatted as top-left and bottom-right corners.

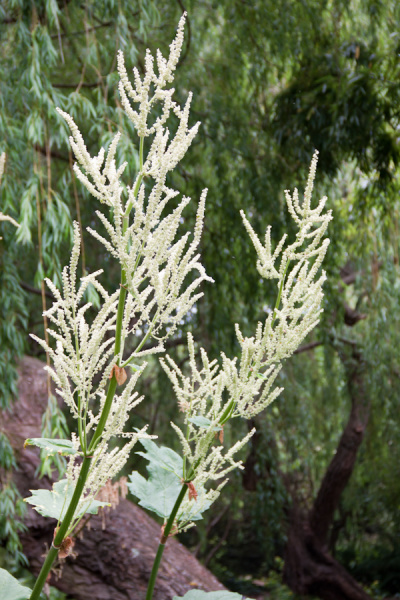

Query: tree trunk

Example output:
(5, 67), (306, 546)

(284, 507), (371, 600)
(283, 345), (372, 600)
(2, 356), (225, 600)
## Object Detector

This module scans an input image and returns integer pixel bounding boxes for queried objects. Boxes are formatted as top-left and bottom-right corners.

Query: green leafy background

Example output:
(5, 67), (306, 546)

(1, 1), (400, 598)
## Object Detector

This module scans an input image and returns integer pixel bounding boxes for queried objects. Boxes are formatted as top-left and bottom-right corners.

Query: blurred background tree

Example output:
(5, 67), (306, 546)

(1, 1), (399, 598)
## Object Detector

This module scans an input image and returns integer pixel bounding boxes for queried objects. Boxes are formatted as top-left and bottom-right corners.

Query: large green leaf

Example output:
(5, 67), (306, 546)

(128, 438), (183, 519)
(128, 439), (211, 521)
(0, 568), (31, 600)
(135, 437), (184, 477)
(173, 591), (254, 600)
(24, 479), (109, 520)
(24, 437), (78, 456)
(128, 470), (182, 520)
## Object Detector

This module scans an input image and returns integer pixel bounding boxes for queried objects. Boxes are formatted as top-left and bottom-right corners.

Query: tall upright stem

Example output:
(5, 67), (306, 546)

(29, 269), (128, 600)
(29, 457), (92, 600)
(88, 273), (127, 453)
(29, 135), (144, 600)
(145, 484), (188, 600)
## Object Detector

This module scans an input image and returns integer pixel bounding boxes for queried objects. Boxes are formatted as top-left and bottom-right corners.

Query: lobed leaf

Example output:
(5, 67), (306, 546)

(0, 568), (31, 600)
(24, 479), (109, 520)
(128, 439), (210, 521)
(128, 438), (183, 519)
(135, 437), (184, 477)
(24, 437), (78, 456)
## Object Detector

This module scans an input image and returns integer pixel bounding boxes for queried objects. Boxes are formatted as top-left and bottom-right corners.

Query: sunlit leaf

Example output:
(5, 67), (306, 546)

(128, 439), (210, 521)
(128, 439), (183, 519)
(24, 479), (109, 520)
(0, 568), (31, 600)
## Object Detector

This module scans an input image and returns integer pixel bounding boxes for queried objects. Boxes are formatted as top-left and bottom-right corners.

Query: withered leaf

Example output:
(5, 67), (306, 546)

(58, 536), (74, 559)
(187, 481), (198, 502)
(109, 364), (127, 386)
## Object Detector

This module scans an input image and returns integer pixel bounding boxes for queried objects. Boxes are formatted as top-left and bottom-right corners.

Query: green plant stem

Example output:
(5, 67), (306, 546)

(29, 456), (92, 600)
(87, 376), (119, 453)
(30, 134), (144, 600)
(30, 267), (128, 599)
(125, 136), (144, 217)
(145, 484), (188, 600)
(88, 269), (127, 453)
(29, 546), (58, 599)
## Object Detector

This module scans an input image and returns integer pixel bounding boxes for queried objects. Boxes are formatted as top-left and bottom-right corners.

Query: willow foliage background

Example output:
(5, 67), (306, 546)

(1, 1), (400, 598)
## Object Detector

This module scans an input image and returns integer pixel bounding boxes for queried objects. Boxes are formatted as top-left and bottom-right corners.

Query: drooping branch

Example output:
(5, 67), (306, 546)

(294, 339), (323, 355)
(20, 281), (55, 301)
(34, 144), (69, 163)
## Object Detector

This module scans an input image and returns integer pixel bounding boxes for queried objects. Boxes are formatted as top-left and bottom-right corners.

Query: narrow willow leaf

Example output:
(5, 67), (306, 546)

(24, 437), (78, 456)
(24, 479), (109, 520)
(173, 591), (254, 600)
(0, 568), (31, 600)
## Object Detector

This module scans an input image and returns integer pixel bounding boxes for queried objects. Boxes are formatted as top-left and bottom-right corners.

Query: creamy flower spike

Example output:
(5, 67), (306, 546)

(28, 12), (330, 536)
(55, 14), (211, 359)
(30, 14), (211, 526)
(161, 154), (331, 529)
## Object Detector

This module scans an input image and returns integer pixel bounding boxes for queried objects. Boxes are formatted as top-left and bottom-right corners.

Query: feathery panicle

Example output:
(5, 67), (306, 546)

(56, 13), (211, 368)
(162, 153), (330, 528)
(30, 16), (212, 527)
(28, 16), (331, 539)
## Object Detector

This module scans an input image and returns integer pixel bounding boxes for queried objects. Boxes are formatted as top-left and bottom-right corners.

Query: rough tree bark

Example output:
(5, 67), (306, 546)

(282, 343), (372, 600)
(1, 356), (225, 600)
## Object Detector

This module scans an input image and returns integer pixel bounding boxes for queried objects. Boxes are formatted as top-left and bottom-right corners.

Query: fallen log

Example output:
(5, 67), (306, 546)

(3, 356), (225, 600)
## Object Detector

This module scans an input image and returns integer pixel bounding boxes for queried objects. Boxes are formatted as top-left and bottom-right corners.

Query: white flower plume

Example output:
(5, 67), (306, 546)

(27, 15), (332, 535)
(162, 154), (331, 521)
(29, 16), (212, 527)
(31, 223), (121, 424)
(56, 13), (211, 363)
(30, 222), (154, 524)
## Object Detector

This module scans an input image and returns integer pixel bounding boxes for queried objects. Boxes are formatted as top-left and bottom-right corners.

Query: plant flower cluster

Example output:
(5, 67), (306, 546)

(27, 14), (211, 531)
(161, 151), (332, 530)
(14, 15), (332, 600)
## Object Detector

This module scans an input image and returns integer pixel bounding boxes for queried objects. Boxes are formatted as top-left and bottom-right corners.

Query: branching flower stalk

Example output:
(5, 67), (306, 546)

(27, 14), (212, 600)
(18, 15), (332, 600)
(143, 149), (332, 599)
